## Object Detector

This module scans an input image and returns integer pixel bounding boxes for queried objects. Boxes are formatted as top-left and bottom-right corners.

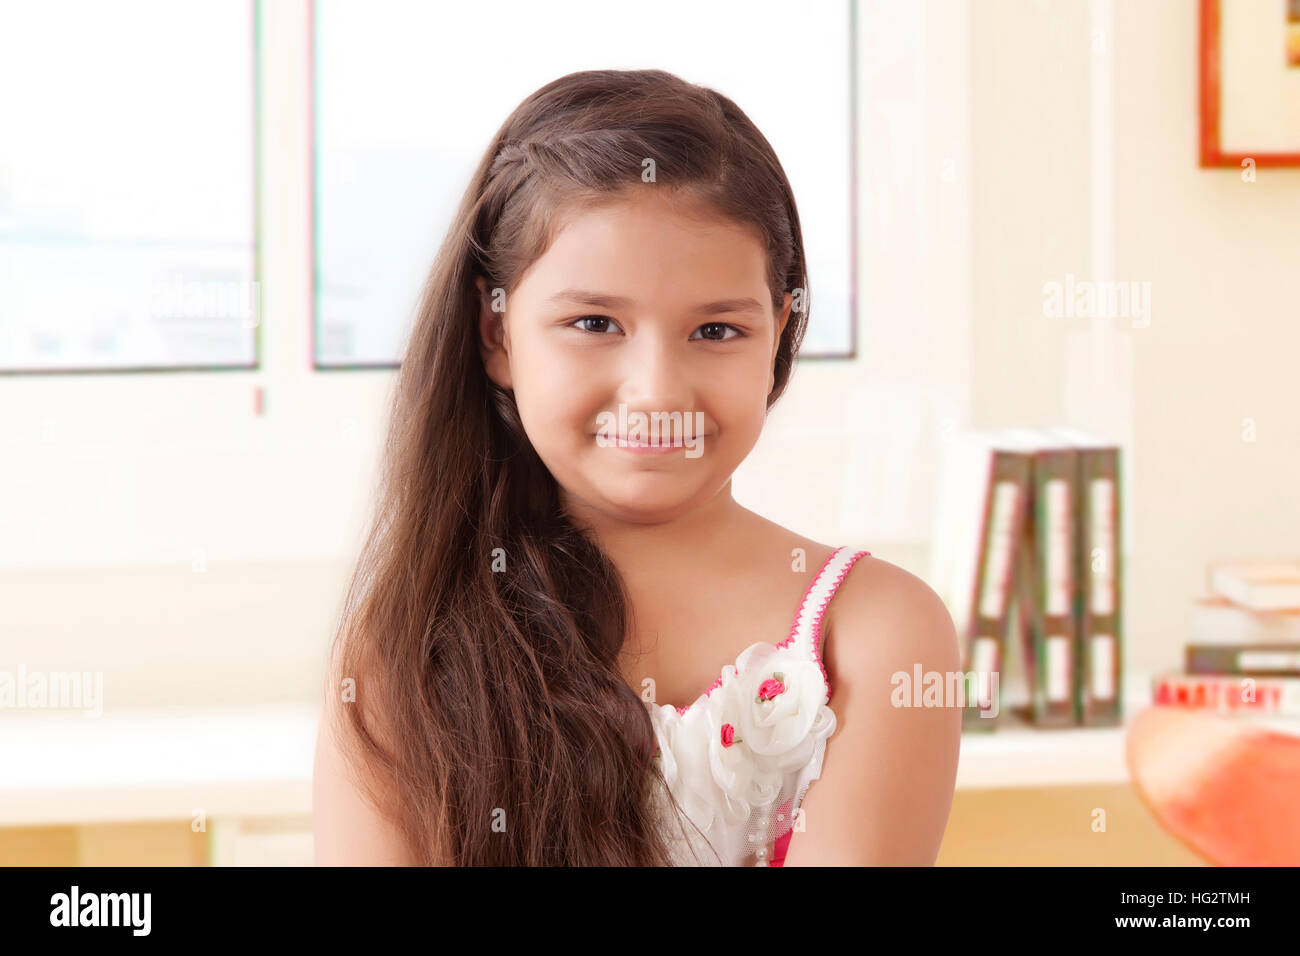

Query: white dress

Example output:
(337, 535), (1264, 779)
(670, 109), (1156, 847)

(645, 546), (871, 866)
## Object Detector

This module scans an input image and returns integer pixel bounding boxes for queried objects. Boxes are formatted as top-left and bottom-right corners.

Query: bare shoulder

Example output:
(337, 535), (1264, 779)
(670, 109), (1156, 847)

(781, 553), (963, 866)
(312, 674), (423, 866)
(822, 554), (961, 682)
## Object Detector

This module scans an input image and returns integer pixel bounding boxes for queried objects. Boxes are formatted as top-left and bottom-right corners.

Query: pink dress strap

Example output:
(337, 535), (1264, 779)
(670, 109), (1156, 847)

(767, 545), (870, 868)
(778, 546), (871, 707)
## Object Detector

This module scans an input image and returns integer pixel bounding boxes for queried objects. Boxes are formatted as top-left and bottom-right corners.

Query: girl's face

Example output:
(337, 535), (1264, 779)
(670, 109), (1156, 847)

(478, 188), (792, 525)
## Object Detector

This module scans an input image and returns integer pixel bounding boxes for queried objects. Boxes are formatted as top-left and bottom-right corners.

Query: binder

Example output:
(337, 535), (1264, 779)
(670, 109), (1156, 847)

(1017, 429), (1080, 727)
(1006, 496), (1039, 721)
(930, 429), (1033, 731)
(1050, 427), (1123, 726)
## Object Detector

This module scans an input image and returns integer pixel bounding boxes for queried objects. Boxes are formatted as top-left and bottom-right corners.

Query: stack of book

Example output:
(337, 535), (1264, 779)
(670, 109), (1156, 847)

(1153, 563), (1300, 718)
(930, 426), (1123, 732)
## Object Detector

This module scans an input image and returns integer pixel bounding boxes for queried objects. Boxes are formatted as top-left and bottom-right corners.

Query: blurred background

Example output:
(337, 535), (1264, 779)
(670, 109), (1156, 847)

(2, 0), (1298, 866)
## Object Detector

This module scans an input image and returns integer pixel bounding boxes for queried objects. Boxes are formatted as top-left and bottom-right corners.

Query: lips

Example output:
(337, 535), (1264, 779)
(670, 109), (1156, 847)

(593, 433), (714, 447)
(614, 436), (684, 447)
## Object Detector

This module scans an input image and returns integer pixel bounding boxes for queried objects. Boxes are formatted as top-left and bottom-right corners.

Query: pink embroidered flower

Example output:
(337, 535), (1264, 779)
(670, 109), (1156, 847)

(757, 677), (786, 702)
(720, 723), (735, 748)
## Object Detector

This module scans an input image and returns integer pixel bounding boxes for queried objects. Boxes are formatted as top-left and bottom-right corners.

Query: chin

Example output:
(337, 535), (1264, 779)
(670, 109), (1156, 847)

(603, 487), (706, 518)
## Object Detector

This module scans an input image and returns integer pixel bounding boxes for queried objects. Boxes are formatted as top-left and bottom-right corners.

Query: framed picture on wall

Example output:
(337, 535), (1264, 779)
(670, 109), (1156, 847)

(1199, 0), (1300, 166)
(1290, 0), (1300, 66)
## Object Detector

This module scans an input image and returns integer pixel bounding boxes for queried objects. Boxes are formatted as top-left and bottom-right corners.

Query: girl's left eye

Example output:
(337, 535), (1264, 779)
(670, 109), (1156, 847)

(690, 322), (744, 342)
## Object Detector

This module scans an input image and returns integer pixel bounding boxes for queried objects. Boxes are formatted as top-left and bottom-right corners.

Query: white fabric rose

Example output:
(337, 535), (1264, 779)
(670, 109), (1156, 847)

(648, 642), (835, 803)
(731, 642), (837, 775)
(696, 666), (758, 824)
(649, 701), (718, 831)
(646, 640), (838, 864)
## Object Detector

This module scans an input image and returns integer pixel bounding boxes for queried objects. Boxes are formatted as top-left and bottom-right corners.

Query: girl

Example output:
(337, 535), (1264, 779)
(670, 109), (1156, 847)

(313, 68), (961, 866)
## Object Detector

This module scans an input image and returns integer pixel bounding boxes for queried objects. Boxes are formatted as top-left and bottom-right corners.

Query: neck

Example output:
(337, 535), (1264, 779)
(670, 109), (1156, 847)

(561, 481), (751, 581)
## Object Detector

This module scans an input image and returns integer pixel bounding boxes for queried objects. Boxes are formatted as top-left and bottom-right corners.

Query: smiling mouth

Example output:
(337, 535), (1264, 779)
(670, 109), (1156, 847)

(617, 437), (681, 448)
(593, 434), (714, 447)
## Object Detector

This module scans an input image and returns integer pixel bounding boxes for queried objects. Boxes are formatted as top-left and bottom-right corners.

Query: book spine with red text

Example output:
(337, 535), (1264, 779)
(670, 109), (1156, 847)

(1151, 671), (1300, 715)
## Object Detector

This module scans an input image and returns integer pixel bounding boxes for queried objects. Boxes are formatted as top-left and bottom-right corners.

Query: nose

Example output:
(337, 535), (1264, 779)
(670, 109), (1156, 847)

(615, 328), (694, 414)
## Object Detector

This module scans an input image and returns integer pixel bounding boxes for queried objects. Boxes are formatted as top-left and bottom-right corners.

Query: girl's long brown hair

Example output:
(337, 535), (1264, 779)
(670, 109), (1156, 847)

(325, 68), (811, 865)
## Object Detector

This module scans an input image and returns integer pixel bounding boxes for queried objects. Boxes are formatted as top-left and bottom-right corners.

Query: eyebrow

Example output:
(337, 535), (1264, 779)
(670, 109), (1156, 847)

(546, 288), (766, 316)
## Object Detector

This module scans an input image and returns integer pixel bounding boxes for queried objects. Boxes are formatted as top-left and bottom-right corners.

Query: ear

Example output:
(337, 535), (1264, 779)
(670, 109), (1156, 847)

(769, 292), (793, 392)
(476, 276), (513, 391)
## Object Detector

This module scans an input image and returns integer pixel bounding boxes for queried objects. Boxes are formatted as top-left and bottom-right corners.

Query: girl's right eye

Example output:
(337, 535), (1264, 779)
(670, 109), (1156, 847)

(569, 315), (622, 334)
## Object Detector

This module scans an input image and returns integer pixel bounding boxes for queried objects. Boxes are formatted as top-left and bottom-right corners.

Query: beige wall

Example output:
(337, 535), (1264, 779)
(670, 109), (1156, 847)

(970, 0), (1300, 682)
(1117, 0), (1300, 679)
(971, 0), (1092, 434)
